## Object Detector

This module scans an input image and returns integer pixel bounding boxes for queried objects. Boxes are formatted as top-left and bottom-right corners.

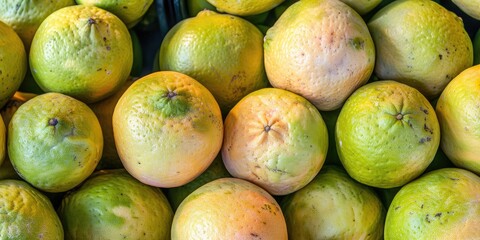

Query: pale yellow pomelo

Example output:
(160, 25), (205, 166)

(0, 21), (27, 109)
(89, 77), (136, 170)
(367, 0), (473, 99)
(0, 179), (63, 239)
(75, 0), (154, 28)
(112, 71), (223, 188)
(58, 169), (173, 239)
(452, 0), (480, 20)
(206, 0), (285, 16)
(281, 165), (385, 239)
(385, 168), (480, 239)
(172, 177), (288, 239)
(336, 80), (440, 188)
(264, 0), (375, 111)
(0, 0), (75, 51)
(222, 88), (328, 195)
(159, 10), (268, 114)
(435, 64), (480, 175)
(339, 0), (382, 15)
(29, 5), (133, 104)
(8, 92), (103, 192)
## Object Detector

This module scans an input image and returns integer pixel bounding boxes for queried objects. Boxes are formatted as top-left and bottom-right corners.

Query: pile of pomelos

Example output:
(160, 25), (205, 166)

(1, 0), (480, 239)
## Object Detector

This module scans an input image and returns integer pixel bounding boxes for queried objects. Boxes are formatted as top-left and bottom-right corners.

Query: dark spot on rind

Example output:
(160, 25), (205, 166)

(48, 118), (58, 126)
(438, 54), (443, 60)
(435, 212), (442, 218)
(264, 125), (271, 132)
(87, 18), (96, 25)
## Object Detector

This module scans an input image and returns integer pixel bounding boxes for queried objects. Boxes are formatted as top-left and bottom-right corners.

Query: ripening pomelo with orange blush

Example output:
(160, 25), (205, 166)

(222, 88), (328, 196)
(264, 0), (375, 111)
(112, 71), (223, 188)
(436, 64), (480, 175)
(171, 177), (288, 239)
(336, 80), (440, 188)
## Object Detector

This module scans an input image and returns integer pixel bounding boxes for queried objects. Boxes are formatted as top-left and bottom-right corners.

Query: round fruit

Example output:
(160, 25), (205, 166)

(166, 154), (231, 211)
(159, 10), (268, 113)
(8, 92), (103, 192)
(336, 80), (440, 188)
(171, 177), (288, 239)
(0, 21), (27, 109)
(0, 116), (4, 167)
(339, 0), (382, 15)
(0, 0), (75, 50)
(75, 0), (154, 28)
(0, 179), (63, 239)
(206, 0), (284, 16)
(435, 64), (480, 175)
(112, 71), (223, 188)
(264, 0), (375, 111)
(367, 0), (473, 99)
(281, 165), (385, 239)
(222, 88), (328, 195)
(58, 169), (173, 239)
(89, 78), (135, 170)
(29, 5), (133, 104)
(385, 168), (480, 239)
(451, 0), (480, 20)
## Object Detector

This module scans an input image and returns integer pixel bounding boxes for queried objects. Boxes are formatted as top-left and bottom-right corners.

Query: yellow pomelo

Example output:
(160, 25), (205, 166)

(0, 0), (75, 51)
(336, 80), (440, 188)
(222, 88), (328, 195)
(435, 64), (480, 175)
(264, 0), (375, 111)
(281, 165), (385, 239)
(0, 179), (63, 239)
(58, 169), (173, 239)
(206, 0), (285, 16)
(159, 10), (268, 114)
(89, 78), (135, 170)
(172, 177), (288, 239)
(451, 0), (480, 20)
(367, 0), (473, 99)
(0, 21), (27, 109)
(75, 0), (154, 28)
(339, 0), (382, 15)
(113, 71), (223, 188)
(8, 92), (103, 192)
(29, 5), (133, 104)
(385, 168), (480, 239)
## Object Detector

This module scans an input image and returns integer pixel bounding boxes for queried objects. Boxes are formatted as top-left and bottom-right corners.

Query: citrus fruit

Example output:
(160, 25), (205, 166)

(264, 0), (375, 111)
(451, 0), (480, 20)
(222, 88), (328, 195)
(367, 0), (473, 99)
(89, 77), (135, 170)
(206, 0), (285, 16)
(336, 80), (440, 188)
(171, 177), (288, 239)
(435, 64), (480, 175)
(166, 154), (231, 211)
(159, 10), (268, 114)
(58, 169), (173, 239)
(112, 71), (223, 188)
(75, 0), (154, 28)
(29, 5), (133, 104)
(186, 0), (215, 17)
(281, 165), (385, 239)
(339, 0), (382, 15)
(0, 116), (4, 167)
(0, 179), (63, 239)
(0, 21), (27, 109)
(0, 0), (75, 51)
(474, 28), (480, 65)
(385, 168), (480, 239)
(8, 92), (103, 192)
